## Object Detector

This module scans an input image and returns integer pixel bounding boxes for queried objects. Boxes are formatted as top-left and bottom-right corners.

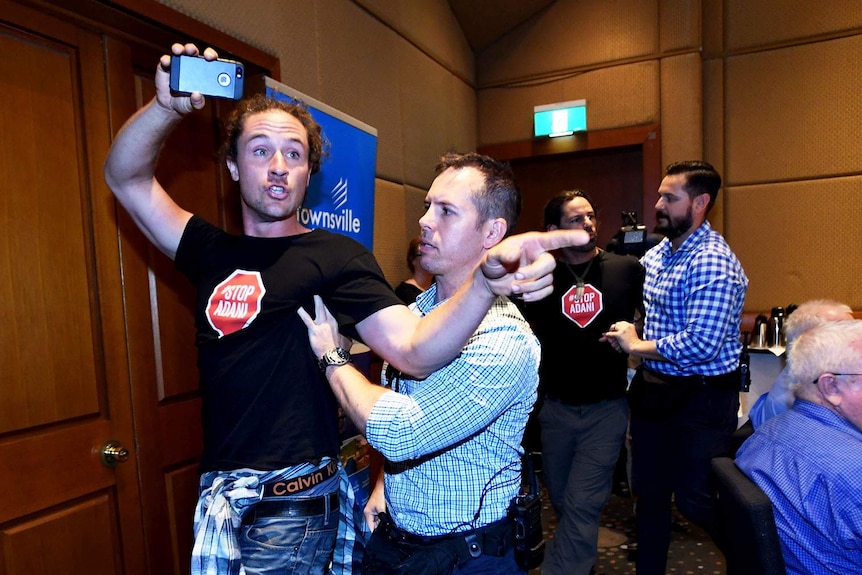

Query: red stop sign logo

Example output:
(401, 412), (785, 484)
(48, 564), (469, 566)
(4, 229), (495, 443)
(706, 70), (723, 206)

(206, 270), (266, 337)
(561, 284), (603, 328)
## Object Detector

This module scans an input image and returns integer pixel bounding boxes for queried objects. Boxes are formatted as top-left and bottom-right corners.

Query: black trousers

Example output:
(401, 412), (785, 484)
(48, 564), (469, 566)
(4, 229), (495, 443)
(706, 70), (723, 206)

(629, 373), (739, 575)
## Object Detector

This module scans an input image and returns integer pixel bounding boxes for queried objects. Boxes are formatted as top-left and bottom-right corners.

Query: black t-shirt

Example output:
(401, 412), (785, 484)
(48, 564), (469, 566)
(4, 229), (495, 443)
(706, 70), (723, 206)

(175, 216), (401, 472)
(524, 250), (644, 405)
(394, 281), (424, 305)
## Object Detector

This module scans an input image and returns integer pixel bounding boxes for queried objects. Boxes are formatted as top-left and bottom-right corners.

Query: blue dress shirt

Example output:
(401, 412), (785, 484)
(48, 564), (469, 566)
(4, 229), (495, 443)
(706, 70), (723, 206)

(736, 400), (862, 574)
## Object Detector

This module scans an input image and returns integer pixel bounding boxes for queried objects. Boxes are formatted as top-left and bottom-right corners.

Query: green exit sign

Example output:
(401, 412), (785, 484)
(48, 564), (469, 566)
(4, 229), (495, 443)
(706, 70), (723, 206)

(534, 99), (587, 138)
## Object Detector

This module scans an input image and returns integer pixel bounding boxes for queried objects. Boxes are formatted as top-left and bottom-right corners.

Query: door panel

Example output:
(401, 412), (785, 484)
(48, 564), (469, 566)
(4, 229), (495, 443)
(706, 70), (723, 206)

(0, 28), (100, 434)
(3, 494), (120, 575)
(0, 4), (144, 574)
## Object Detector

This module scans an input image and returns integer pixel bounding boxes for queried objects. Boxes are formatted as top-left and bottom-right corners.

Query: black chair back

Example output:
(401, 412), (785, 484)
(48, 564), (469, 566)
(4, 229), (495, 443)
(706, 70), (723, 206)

(711, 457), (787, 575)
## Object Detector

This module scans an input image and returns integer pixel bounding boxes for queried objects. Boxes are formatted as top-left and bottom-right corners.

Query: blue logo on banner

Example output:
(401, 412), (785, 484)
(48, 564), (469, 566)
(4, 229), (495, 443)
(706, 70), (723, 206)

(266, 89), (377, 250)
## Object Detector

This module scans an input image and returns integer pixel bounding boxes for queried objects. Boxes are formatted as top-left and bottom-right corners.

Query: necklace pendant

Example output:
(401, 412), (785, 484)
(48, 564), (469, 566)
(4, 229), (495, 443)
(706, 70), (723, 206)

(576, 281), (584, 301)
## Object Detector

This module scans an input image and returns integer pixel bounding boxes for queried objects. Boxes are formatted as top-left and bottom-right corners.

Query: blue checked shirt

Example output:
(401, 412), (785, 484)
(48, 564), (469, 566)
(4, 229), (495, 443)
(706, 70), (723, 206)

(641, 221), (748, 376)
(366, 286), (540, 536)
(736, 401), (862, 574)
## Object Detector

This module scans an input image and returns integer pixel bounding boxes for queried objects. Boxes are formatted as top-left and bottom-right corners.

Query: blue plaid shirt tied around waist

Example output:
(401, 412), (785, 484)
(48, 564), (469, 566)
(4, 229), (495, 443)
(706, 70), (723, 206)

(641, 221), (748, 377)
(191, 457), (360, 575)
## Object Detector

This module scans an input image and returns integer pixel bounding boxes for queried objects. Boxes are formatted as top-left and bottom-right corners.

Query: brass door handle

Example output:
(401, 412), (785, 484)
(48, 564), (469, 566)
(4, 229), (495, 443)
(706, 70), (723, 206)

(100, 440), (130, 467)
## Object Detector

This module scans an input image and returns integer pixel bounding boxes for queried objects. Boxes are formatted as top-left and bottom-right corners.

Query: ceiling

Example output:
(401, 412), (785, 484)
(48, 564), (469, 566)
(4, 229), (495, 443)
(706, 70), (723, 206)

(447, 0), (556, 51)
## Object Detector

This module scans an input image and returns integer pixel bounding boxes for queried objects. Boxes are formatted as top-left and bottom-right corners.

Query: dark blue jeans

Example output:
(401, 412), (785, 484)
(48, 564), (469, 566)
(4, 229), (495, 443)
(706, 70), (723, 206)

(630, 382), (738, 575)
(239, 495), (338, 574)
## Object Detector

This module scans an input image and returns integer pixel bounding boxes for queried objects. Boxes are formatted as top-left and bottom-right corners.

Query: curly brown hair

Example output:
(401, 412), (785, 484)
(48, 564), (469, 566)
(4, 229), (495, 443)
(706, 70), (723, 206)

(220, 93), (329, 175)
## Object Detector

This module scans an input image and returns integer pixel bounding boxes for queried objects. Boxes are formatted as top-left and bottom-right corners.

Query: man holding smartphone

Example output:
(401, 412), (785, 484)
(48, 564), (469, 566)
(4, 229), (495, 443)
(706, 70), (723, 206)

(104, 42), (587, 575)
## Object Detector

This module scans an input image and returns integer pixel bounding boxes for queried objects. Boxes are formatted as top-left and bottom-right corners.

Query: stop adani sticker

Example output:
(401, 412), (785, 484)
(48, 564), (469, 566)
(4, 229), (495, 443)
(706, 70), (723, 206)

(561, 284), (603, 328)
(206, 270), (266, 337)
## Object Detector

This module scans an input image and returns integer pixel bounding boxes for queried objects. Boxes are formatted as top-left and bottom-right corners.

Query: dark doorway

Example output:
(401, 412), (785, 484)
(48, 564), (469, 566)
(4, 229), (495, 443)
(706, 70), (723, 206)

(510, 145), (644, 247)
(479, 124), (661, 246)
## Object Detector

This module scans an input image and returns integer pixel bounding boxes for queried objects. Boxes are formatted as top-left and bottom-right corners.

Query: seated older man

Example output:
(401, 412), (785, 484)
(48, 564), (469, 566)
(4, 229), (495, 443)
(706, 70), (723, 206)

(748, 299), (853, 428)
(736, 319), (862, 575)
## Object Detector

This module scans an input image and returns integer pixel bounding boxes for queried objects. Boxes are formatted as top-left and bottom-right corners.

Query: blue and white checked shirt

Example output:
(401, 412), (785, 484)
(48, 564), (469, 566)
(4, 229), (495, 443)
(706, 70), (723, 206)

(736, 400), (862, 574)
(366, 286), (540, 536)
(641, 221), (748, 376)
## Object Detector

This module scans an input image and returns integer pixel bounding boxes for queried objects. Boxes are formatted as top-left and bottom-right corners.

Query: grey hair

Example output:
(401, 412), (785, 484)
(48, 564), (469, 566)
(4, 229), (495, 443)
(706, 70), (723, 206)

(787, 319), (862, 394)
(784, 299), (853, 342)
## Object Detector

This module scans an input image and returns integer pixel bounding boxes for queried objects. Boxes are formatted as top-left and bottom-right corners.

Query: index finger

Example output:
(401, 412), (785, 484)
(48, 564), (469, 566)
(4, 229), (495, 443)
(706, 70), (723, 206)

(534, 228), (590, 251)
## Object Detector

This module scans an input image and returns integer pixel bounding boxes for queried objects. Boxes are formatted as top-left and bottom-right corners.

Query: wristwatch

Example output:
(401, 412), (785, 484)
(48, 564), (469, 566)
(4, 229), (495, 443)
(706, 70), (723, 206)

(317, 347), (352, 371)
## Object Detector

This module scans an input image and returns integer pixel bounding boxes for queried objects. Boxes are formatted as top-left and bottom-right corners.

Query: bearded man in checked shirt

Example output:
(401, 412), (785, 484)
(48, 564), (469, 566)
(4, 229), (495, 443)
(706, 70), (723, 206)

(602, 161), (748, 575)
(300, 152), (549, 575)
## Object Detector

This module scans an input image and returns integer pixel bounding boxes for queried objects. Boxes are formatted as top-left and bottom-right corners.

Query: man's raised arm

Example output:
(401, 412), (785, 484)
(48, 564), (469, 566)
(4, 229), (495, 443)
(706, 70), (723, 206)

(103, 43), (211, 259)
(356, 229), (589, 378)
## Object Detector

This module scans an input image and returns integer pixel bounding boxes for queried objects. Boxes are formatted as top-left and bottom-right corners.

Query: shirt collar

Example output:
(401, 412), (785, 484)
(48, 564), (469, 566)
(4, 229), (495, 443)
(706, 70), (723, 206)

(794, 399), (862, 441)
(414, 283), (442, 314)
(659, 220), (712, 259)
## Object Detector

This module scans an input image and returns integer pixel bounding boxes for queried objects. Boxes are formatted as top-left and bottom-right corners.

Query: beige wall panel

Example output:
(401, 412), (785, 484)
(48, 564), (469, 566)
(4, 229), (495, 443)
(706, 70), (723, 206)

(404, 184), (429, 230)
(725, 0), (862, 52)
(725, 35), (862, 185)
(158, 0), (320, 95)
(372, 179), (408, 285)
(725, 177), (862, 311)
(660, 53), (703, 168)
(317, 0), (404, 183)
(703, 59), (724, 172)
(478, 61), (660, 146)
(450, 77), (479, 154)
(703, 59), (726, 232)
(373, 182), (429, 286)
(660, 0), (701, 52)
(399, 47), (462, 189)
(355, 0), (474, 82)
(477, 0), (659, 87)
(477, 82), (565, 146)
(702, 0), (724, 58)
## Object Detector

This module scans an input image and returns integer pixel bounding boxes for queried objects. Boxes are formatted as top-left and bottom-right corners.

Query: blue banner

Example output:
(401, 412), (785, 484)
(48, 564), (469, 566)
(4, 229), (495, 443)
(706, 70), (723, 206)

(264, 77), (377, 250)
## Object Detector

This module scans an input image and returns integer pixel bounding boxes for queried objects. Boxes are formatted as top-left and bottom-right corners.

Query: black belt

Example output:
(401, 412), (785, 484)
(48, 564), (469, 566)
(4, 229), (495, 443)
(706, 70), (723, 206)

(245, 491), (339, 523)
(384, 515), (513, 559)
(643, 367), (740, 390)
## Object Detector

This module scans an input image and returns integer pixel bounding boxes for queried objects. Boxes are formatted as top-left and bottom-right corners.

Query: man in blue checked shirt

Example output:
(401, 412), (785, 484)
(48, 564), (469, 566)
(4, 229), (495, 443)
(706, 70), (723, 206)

(300, 153), (554, 575)
(736, 319), (862, 575)
(602, 161), (748, 575)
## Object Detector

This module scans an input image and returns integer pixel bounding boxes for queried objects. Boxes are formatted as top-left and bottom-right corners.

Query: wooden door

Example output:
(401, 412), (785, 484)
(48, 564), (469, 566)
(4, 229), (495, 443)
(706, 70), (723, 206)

(0, 4), (145, 574)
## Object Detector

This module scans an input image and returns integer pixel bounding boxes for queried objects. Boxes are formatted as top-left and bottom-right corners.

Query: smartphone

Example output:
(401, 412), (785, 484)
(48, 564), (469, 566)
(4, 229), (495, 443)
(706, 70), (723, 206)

(169, 54), (245, 100)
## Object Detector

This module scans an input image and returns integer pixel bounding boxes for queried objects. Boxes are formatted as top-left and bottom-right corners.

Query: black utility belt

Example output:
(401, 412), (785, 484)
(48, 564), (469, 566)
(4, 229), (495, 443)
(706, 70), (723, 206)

(643, 367), (741, 391)
(383, 513), (512, 558)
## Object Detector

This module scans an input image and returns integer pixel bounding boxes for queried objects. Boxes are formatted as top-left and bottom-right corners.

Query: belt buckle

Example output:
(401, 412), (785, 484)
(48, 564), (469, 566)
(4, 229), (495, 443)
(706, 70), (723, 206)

(464, 533), (482, 558)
